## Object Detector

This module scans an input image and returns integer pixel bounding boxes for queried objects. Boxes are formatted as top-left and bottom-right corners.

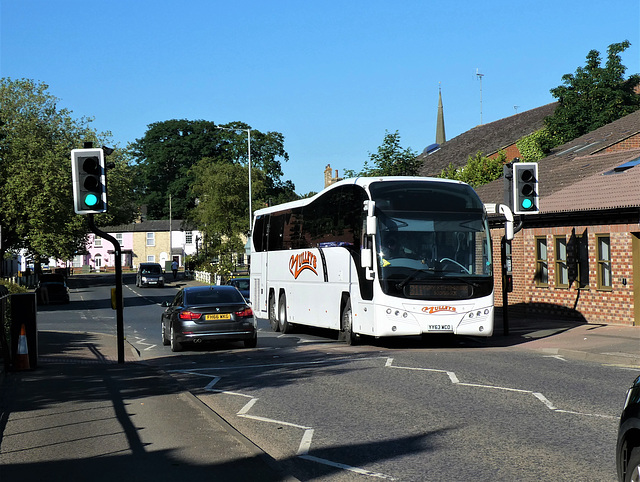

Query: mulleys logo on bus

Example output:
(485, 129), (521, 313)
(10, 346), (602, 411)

(422, 306), (457, 314)
(289, 251), (318, 279)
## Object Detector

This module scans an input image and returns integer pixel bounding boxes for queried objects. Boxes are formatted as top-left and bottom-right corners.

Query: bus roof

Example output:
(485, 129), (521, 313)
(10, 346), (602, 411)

(253, 176), (469, 217)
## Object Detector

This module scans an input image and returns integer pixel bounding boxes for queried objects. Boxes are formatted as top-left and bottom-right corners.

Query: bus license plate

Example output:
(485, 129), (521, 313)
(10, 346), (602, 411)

(205, 313), (231, 321)
(428, 324), (452, 331)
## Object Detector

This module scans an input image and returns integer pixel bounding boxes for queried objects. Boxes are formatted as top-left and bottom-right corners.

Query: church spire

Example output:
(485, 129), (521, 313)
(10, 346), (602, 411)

(435, 83), (446, 145)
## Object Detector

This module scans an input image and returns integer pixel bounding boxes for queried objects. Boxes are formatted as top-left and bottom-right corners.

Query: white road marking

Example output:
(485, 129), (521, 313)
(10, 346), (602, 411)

(171, 353), (617, 480)
(298, 455), (396, 480)
(172, 365), (395, 479)
(297, 429), (314, 455)
(386, 357), (616, 419)
(543, 355), (567, 362)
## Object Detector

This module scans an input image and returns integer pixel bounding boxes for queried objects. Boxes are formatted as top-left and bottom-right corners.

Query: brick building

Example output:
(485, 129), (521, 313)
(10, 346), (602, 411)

(476, 109), (640, 326)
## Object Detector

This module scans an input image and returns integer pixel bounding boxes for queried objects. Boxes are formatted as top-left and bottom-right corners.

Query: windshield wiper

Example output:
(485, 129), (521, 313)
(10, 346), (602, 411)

(446, 277), (480, 288)
(395, 268), (435, 289)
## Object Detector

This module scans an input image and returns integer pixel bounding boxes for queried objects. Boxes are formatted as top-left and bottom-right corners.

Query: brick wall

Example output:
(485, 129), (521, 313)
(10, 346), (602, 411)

(601, 132), (640, 153)
(491, 222), (640, 326)
(488, 143), (521, 161)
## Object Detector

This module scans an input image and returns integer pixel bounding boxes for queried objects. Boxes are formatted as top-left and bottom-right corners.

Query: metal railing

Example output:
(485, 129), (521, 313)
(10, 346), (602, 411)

(0, 285), (10, 371)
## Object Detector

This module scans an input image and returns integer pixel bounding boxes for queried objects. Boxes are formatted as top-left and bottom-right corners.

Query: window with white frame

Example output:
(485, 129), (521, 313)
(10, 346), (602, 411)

(147, 255), (155, 263)
(116, 233), (123, 245)
(555, 236), (569, 288)
(94, 236), (102, 248)
(535, 236), (548, 286)
(596, 235), (612, 290)
(146, 232), (155, 246)
(185, 231), (193, 244)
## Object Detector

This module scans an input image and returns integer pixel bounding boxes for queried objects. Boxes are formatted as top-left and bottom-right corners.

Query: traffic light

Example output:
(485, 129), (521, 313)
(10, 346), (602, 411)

(71, 148), (107, 214)
(512, 162), (539, 214)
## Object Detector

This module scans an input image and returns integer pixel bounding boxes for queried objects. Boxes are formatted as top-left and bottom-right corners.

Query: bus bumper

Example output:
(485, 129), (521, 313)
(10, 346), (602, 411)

(373, 304), (494, 337)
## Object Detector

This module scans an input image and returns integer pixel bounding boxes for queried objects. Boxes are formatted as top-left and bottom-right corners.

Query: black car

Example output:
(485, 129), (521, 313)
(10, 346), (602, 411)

(36, 274), (70, 304)
(136, 262), (165, 287)
(226, 277), (250, 299)
(617, 374), (640, 482)
(161, 285), (257, 352)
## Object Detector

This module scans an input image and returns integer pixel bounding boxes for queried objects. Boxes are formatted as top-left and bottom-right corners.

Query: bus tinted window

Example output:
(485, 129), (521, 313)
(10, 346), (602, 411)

(369, 181), (483, 212)
(253, 215), (266, 252)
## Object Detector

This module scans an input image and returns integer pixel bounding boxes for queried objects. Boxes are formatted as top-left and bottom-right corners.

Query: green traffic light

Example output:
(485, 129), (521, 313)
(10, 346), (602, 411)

(521, 198), (533, 210)
(84, 193), (99, 207)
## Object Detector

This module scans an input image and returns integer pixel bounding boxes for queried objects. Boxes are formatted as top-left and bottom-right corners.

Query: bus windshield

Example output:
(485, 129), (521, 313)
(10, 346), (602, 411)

(369, 180), (492, 300)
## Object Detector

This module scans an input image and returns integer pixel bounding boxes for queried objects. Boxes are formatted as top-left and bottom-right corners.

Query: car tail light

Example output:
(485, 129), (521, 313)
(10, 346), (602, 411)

(235, 307), (253, 318)
(179, 311), (202, 320)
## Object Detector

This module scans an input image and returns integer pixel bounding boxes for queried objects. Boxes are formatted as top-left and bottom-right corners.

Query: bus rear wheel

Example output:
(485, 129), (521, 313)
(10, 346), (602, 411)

(278, 295), (294, 334)
(340, 299), (358, 346)
(269, 293), (280, 332)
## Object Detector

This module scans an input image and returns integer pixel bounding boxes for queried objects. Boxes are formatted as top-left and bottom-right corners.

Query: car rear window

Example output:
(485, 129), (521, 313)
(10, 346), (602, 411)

(234, 280), (249, 290)
(186, 289), (244, 305)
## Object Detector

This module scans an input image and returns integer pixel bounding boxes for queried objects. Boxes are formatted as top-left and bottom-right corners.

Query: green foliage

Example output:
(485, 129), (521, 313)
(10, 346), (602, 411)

(190, 161), (265, 238)
(0, 78), (137, 268)
(516, 128), (560, 161)
(439, 151), (506, 188)
(129, 120), (294, 220)
(545, 40), (640, 144)
(1, 78), (93, 263)
(189, 160), (266, 274)
(95, 147), (138, 227)
(344, 130), (420, 177)
(0, 280), (28, 294)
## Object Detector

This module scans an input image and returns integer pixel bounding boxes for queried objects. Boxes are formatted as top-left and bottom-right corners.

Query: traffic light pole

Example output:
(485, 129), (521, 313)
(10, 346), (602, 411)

(87, 214), (124, 363)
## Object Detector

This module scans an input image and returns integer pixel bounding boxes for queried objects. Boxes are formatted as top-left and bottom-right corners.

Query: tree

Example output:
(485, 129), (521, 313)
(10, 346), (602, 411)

(97, 147), (139, 227)
(545, 40), (640, 144)
(189, 160), (266, 273)
(0, 78), (137, 273)
(129, 119), (295, 219)
(0, 79), (89, 267)
(344, 130), (420, 177)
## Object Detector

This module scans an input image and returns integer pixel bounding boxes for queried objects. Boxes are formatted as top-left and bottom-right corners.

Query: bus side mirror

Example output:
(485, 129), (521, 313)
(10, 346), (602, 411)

(366, 216), (377, 235)
(361, 248), (373, 269)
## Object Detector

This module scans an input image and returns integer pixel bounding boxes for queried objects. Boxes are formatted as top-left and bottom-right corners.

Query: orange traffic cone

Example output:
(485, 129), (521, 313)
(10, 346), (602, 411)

(15, 324), (30, 370)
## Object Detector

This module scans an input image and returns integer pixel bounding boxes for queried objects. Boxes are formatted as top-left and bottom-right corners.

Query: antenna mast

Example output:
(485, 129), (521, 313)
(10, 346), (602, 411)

(476, 68), (484, 125)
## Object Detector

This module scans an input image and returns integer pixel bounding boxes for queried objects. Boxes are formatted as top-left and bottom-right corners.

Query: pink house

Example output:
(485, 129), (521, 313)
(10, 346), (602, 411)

(83, 231), (135, 271)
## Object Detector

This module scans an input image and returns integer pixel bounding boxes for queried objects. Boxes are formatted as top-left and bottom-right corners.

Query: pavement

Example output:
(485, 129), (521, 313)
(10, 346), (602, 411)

(0, 295), (639, 481)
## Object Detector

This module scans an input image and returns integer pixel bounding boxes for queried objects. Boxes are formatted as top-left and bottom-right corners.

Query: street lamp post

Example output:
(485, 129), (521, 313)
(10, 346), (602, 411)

(216, 126), (252, 234)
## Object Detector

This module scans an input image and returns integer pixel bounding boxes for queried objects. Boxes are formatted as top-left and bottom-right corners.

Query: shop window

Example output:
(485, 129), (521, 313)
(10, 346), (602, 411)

(555, 236), (569, 288)
(596, 235), (612, 290)
(535, 236), (548, 286)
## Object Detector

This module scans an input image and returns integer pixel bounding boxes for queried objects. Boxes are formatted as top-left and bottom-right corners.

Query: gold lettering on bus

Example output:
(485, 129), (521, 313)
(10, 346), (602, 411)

(289, 251), (318, 279)
(422, 306), (457, 314)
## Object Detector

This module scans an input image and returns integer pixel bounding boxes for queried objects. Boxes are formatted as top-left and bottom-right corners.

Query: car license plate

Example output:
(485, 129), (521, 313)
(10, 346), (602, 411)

(205, 313), (231, 321)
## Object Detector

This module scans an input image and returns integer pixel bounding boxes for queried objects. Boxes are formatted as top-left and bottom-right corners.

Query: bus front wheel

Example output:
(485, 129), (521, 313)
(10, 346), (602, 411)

(269, 293), (280, 332)
(278, 295), (294, 334)
(340, 299), (358, 346)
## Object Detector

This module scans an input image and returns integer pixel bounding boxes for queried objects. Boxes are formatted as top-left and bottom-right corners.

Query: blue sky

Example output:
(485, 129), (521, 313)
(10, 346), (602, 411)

(2, 1), (638, 195)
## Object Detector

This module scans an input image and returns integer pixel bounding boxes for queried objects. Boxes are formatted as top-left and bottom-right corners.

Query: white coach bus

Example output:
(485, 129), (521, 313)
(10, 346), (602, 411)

(250, 177), (494, 344)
